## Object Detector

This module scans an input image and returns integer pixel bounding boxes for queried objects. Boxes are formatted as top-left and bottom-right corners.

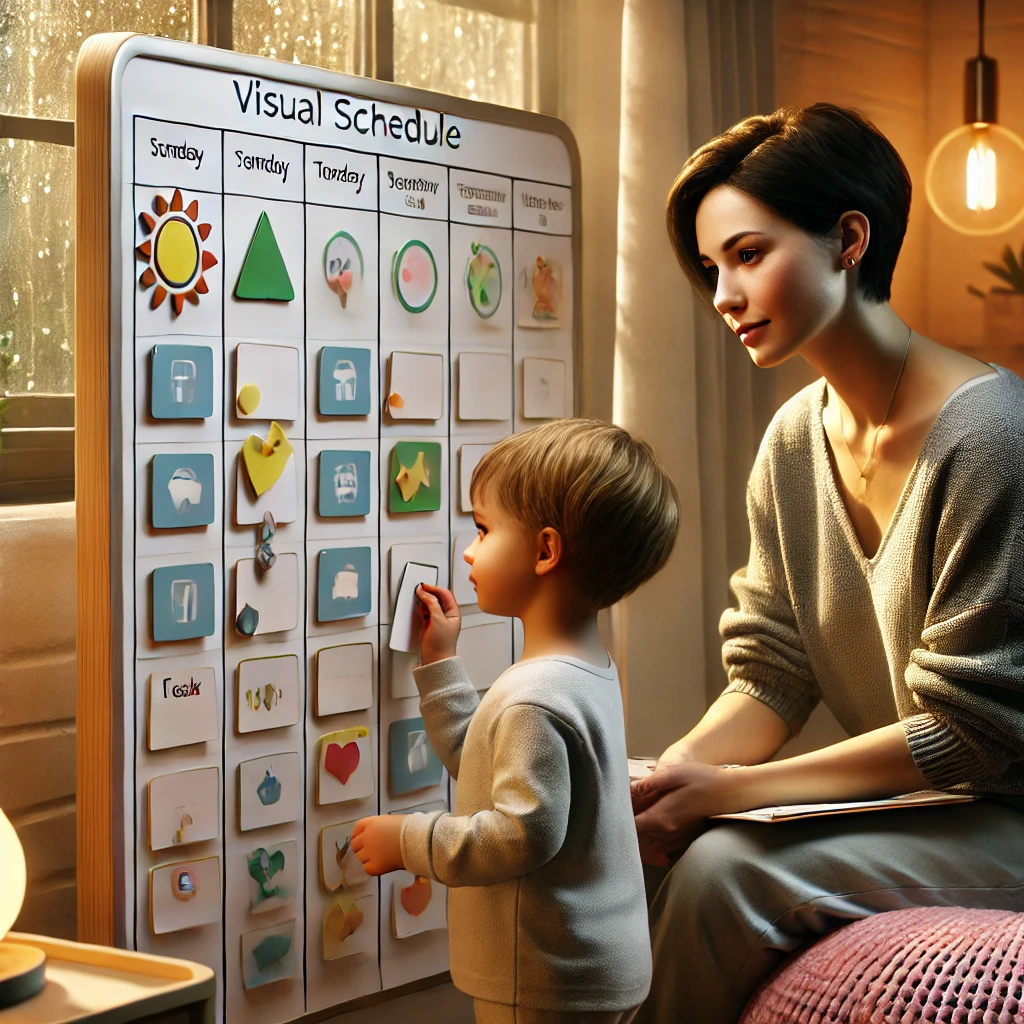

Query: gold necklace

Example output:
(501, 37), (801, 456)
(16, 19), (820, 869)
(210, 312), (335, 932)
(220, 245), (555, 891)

(839, 326), (913, 481)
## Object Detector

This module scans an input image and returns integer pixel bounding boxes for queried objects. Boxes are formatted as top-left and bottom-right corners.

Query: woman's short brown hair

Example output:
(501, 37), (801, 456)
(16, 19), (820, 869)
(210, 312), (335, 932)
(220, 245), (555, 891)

(667, 102), (912, 308)
(469, 419), (679, 609)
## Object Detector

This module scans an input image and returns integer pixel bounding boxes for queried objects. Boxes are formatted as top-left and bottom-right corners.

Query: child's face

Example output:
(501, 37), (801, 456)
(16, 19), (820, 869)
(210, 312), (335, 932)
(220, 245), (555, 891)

(462, 488), (539, 617)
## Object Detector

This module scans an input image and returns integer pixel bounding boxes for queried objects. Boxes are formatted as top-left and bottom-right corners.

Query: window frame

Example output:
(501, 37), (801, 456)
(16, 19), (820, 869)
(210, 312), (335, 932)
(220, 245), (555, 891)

(0, 0), (540, 503)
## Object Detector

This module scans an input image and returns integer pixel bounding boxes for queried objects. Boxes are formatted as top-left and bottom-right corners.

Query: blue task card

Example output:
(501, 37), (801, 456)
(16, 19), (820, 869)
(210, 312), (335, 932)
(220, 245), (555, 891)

(317, 546), (373, 622)
(389, 717), (443, 796)
(151, 344), (214, 419)
(151, 453), (216, 529)
(152, 562), (216, 641)
(318, 450), (371, 518)
(318, 346), (371, 417)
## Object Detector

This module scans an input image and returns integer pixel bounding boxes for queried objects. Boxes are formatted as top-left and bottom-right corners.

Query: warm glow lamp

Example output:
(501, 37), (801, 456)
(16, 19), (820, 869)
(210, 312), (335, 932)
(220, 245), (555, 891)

(0, 807), (46, 1007)
(924, 0), (1024, 236)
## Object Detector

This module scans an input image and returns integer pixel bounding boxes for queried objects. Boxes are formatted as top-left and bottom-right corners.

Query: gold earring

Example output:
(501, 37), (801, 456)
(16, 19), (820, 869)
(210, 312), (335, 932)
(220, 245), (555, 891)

(846, 256), (857, 268)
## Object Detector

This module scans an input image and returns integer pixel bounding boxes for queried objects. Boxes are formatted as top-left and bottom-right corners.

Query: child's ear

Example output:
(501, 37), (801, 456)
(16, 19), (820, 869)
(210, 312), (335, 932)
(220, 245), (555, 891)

(535, 527), (564, 576)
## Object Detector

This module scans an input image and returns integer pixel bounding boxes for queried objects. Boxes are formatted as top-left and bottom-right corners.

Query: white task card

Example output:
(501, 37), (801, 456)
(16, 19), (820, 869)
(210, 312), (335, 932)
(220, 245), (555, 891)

(235, 343), (301, 421)
(459, 444), (493, 513)
(522, 357), (567, 419)
(389, 562), (439, 652)
(385, 350), (444, 420)
(148, 766), (220, 852)
(458, 352), (511, 421)
(316, 642), (374, 716)
(148, 666), (219, 750)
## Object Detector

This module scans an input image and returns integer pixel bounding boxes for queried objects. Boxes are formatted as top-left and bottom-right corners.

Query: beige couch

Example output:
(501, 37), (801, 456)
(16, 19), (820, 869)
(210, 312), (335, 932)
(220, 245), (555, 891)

(0, 501), (77, 938)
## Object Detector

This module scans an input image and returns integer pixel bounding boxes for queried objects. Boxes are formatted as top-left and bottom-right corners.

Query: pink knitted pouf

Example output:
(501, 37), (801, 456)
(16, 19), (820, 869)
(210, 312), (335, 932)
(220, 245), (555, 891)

(740, 906), (1024, 1024)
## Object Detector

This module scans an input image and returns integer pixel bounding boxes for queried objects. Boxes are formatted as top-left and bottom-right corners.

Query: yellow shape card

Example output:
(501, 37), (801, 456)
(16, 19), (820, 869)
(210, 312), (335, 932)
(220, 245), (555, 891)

(241, 421), (294, 497)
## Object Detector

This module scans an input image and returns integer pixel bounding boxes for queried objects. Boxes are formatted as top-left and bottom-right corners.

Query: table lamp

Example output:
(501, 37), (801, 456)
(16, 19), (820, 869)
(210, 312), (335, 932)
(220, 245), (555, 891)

(0, 806), (46, 1007)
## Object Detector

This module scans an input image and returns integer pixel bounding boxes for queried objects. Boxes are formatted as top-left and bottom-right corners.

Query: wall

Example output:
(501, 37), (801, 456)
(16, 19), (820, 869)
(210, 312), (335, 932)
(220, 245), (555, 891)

(776, 0), (1024, 359)
(0, 501), (77, 938)
(774, 0), (929, 328)
(923, 0), (1024, 355)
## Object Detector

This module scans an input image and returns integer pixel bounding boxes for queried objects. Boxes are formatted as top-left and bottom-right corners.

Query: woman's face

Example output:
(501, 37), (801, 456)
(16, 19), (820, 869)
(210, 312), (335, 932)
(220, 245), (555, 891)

(694, 184), (845, 367)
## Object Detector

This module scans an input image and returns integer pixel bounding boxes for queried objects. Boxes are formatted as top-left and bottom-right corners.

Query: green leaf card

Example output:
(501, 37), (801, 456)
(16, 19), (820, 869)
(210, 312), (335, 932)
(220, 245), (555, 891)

(388, 441), (442, 513)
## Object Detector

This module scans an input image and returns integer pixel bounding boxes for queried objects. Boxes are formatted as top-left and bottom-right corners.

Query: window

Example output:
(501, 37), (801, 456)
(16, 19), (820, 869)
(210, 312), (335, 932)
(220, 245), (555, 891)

(0, 0), (534, 499)
(1, 139), (75, 396)
(1, 0), (197, 398)
(232, 0), (365, 75)
(393, 0), (537, 109)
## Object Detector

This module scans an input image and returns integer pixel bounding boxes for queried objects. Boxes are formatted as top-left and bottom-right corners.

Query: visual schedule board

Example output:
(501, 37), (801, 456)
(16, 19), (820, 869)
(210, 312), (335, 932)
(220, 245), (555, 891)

(74, 34), (579, 1024)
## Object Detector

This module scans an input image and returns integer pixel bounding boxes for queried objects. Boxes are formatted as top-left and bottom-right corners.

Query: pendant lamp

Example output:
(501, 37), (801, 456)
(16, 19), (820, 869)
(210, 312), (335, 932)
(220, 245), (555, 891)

(924, 0), (1024, 235)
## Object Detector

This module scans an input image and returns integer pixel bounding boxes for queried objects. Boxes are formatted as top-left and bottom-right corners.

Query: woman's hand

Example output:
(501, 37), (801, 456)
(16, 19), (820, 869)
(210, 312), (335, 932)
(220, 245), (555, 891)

(416, 583), (461, 665)
(632, 762), (743, 865)
(350, 815), (406, 875)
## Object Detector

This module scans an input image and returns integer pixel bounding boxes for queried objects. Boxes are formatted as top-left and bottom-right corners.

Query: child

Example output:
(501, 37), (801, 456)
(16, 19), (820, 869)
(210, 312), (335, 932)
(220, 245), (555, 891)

(351, 419), (679, 1023)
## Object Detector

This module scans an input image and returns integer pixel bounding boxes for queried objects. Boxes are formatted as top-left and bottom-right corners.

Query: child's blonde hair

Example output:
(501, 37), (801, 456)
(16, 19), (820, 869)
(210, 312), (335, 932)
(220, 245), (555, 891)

(469, 419), (679, 608)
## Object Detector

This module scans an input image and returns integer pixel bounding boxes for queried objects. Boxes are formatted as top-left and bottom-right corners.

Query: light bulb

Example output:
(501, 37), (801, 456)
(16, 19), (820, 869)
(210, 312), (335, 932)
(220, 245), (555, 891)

(925, 122), (1024, 236)
(0, 808), (27, 940)
(966, 129), (996, 211)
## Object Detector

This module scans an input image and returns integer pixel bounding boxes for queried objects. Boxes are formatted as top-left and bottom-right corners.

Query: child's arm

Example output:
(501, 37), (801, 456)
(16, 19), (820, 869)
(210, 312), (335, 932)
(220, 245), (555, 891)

(412, 583), (480, 780)
(399, 704), (575, 887)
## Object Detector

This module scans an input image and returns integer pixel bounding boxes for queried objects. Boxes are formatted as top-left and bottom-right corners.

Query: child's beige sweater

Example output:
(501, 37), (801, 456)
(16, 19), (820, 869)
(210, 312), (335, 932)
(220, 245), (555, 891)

(400, 654), (652, 1012)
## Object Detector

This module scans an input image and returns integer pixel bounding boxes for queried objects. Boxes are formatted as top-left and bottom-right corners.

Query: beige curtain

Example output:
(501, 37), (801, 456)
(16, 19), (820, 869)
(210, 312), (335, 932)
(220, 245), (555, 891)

(550, 0), (801, 753)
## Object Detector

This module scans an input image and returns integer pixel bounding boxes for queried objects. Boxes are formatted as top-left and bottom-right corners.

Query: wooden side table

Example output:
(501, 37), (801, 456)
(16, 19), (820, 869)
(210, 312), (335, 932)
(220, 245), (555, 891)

(0, 935), (214, 1024)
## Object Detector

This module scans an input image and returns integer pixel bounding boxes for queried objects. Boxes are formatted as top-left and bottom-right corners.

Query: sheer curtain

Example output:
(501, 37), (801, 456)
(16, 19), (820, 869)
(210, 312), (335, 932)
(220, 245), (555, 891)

(562, 0), (795, 753)
(396, 0), (799, 752)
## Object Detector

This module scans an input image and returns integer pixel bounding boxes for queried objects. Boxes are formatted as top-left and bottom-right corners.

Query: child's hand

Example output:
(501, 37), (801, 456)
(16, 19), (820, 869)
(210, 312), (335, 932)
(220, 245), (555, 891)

(350, 815), (406, 875)
(416, 583), (461, 665)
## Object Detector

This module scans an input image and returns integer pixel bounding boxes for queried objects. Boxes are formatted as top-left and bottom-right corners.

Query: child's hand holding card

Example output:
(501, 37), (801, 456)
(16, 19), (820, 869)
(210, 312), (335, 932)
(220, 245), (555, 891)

(416, 582), (461, 666)
(389, 562), (438, 653)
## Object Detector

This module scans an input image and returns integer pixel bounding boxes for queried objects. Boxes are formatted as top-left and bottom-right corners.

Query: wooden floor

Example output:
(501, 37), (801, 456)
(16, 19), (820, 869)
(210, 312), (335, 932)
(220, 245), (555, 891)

(325, 981), (474, 1022)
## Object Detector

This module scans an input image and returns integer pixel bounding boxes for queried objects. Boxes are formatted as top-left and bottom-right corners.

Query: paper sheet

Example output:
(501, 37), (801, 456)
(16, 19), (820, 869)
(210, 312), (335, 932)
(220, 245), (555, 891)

(712, 790), (976, 823)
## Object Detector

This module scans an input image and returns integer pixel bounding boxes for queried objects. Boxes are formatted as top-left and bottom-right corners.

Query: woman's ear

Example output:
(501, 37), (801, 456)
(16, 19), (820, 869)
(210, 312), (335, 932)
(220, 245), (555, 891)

(837, 209), (870, 268)
(535, 527), (564, 577)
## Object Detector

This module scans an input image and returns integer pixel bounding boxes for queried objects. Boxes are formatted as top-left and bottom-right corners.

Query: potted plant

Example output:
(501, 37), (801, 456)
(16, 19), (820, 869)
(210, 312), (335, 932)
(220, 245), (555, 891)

(968, 244), (1024, 368)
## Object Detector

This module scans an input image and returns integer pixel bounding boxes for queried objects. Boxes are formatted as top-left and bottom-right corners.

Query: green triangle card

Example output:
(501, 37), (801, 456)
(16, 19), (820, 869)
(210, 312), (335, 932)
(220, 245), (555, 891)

(235, 211), (295, 301)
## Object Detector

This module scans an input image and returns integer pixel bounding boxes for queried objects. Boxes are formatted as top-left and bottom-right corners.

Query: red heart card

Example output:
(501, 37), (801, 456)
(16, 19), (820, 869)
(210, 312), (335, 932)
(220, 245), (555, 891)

(400, 876), (432, 917)
(325, 741), (360, 785)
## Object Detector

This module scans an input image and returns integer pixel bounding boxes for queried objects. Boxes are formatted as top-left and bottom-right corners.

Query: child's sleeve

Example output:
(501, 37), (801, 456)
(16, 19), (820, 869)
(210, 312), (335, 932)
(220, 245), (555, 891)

(399, 703), (575, 887)
(412, 656), (482, 780)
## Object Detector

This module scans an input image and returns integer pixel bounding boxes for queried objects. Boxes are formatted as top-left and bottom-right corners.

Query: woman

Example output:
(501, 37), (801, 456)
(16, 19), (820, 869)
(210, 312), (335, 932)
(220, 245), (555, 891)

(631, 103), (1024, 1024)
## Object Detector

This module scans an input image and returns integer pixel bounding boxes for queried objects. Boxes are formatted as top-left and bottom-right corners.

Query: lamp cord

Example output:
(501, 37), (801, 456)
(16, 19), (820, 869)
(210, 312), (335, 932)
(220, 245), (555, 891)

(978, 0), (985, 57)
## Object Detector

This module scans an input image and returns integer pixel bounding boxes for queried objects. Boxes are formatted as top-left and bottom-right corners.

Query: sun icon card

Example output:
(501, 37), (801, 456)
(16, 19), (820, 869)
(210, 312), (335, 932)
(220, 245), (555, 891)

(134, 186), (223, 339)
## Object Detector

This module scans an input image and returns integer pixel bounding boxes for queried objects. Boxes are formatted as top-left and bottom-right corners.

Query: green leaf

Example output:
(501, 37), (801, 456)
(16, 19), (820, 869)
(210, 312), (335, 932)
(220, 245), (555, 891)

(983, 262), (1019, 289)
(1001, 245), (1024, 292)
